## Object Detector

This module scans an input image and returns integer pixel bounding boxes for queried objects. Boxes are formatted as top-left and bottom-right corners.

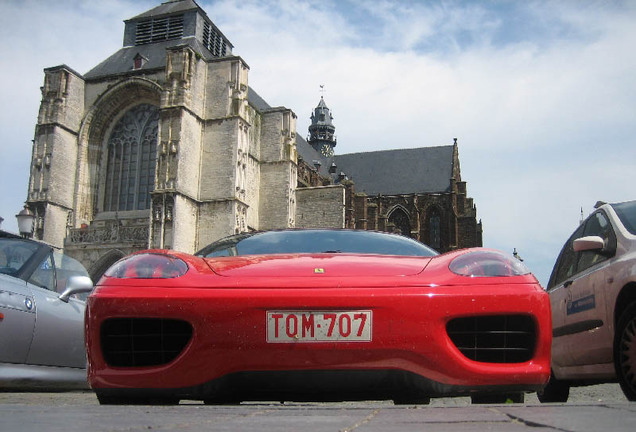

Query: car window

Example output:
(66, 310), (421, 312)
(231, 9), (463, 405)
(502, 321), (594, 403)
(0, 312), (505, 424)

(28, 252), (56, 291)
(52, 251), (91, 299)
(548, 224), (584, 290)
(611, 201), (636, 235)
(577, 211), (616, 272)
(205, 247), (235, 257)
(197, 230), (438, 258)
(0, 238), (40, 277)
(200, 233), (253, 257)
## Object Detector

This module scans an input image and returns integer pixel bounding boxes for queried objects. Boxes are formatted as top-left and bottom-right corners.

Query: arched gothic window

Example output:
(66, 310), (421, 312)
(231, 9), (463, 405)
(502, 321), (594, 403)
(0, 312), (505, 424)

(104, 104), (159, 211)
(388, 207), (411, 237)
(429, 209), (441, 250)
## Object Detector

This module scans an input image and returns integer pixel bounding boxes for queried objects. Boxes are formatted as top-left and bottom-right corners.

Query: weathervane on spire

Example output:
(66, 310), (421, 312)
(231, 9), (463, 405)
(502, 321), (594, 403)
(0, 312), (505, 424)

(319, 84), (325, 97)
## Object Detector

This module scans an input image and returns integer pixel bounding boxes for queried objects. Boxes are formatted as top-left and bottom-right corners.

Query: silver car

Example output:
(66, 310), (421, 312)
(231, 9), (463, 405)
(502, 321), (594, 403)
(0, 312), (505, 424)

(0, 231), (93, 390)
(539, 200), (636, 402)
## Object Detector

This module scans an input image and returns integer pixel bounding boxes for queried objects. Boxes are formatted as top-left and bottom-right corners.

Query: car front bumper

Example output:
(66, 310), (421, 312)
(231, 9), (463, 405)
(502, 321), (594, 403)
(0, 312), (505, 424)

(86, 283), (551, 400)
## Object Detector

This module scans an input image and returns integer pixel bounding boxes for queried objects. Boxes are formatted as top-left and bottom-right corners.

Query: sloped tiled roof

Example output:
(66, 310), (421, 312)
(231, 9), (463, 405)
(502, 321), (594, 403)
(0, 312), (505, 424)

(85, 0), (231, 80)
(85, 38), (213, 79)
(333, 146), (454, 195)
(247, 87), (271, 112)
(127, 0), (200, 20)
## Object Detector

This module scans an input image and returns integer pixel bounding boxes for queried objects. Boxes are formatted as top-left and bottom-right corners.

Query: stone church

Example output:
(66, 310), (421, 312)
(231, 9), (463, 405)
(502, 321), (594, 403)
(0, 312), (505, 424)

(26, 0), (482, 280)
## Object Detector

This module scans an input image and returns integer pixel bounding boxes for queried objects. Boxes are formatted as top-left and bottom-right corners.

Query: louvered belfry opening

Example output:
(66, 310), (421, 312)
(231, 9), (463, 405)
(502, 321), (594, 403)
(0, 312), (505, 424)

(202, 21), (229, 57)
(101, 318), (193, 367)
(135, 15), (184, 45)
(446, 315), (536, 363)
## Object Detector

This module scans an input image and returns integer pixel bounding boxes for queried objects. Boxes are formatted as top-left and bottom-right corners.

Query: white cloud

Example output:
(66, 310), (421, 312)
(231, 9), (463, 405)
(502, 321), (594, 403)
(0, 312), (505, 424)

(0, 0), (146, 232)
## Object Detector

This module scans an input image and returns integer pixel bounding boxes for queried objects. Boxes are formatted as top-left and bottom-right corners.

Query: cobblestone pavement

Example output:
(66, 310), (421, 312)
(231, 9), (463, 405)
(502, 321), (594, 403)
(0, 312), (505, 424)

(0, 382), (628, 406)
(1, 384), (634, 432)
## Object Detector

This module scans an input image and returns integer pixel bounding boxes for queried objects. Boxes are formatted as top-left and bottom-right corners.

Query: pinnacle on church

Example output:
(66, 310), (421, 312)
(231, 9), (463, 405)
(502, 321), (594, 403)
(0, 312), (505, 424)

(308, 96), (337, 157)
(311, 96), (334, 126)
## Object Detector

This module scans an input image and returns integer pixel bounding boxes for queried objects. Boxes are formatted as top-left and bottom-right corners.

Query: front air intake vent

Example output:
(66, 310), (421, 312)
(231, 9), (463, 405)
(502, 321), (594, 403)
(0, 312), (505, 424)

(101, 318), (192, 367)
(446, 315), (536, 363)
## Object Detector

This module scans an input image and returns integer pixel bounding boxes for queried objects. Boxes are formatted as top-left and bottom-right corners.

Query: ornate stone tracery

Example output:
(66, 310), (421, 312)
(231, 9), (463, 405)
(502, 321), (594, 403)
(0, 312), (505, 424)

(387, 206), (411, 236)
(74, 79), (162, 225)
(104, 103), (159, 212)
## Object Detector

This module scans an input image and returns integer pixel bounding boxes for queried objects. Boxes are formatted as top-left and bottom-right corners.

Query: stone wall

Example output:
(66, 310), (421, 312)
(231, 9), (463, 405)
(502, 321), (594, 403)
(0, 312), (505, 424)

(296, 185), (346, 228)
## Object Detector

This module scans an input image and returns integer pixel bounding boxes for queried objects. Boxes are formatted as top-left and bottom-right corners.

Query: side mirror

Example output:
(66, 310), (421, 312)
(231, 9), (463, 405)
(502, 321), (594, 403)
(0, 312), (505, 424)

(573, 235), (605, 253)
(58, 275), (94, 303)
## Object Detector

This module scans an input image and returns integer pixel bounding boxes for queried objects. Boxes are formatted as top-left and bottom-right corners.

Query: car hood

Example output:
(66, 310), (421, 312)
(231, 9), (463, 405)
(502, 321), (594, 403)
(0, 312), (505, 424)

(203, 254), (433, 277)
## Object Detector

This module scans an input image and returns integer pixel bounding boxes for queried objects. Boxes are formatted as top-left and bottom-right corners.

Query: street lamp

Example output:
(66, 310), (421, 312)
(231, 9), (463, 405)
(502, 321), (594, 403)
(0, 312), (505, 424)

(16, 205), (35, 238)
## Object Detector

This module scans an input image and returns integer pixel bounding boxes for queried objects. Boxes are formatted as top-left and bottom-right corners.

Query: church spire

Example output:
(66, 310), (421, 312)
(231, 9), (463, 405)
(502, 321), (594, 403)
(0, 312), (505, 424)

(308, 94), (336, 158)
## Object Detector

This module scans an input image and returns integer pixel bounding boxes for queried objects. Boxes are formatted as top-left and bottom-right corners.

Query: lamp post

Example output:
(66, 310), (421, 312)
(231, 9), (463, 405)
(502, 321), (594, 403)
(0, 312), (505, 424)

(15, 205), (35, 239)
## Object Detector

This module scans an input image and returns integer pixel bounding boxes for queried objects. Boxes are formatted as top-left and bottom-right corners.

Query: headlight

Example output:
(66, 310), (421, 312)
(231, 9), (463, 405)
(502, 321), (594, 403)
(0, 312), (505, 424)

(104, 253), (188, 279)
(449, 250), (530, 277)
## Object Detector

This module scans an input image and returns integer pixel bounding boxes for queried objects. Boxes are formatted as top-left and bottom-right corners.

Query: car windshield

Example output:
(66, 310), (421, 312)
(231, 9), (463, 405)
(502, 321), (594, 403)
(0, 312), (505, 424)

(0, 238), (40, 276)
(611, 201), (636, 235)
(197, 230), (439, 258)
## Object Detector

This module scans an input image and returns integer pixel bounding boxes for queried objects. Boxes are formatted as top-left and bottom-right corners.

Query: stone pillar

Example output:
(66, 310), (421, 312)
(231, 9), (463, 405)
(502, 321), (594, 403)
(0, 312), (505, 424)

(259, 108), (297, 230)
(29, 65), (85, 248)
(354, 193), (367, 230)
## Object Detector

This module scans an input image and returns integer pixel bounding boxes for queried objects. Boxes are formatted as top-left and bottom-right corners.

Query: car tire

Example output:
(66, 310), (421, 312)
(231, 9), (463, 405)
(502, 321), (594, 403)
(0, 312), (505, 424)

(203, 398), (242, 405)
(470, 392), (524, 404)
(537, 372), (569, 403)
(96, 392), (179, 405)
(393, 397), (431, 405)
(614, 302), (636, 401)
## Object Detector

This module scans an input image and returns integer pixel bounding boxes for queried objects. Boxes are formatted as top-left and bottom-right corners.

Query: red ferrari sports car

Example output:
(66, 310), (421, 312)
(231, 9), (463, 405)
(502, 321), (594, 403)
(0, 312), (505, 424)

(85, 229), (551, 405)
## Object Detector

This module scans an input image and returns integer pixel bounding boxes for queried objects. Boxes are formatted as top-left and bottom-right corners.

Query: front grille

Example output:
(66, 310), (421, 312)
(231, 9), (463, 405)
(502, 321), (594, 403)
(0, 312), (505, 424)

(446, 315), (536, 363)
(101, 318), (192, 367)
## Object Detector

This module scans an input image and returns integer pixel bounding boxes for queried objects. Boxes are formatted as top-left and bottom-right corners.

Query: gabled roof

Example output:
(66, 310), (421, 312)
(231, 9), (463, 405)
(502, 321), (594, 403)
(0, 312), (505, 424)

(84, 38), (212, 79)
(85, 0), (232, 79)
(333, 146), (454, 195)
(127, 0), (201, 21)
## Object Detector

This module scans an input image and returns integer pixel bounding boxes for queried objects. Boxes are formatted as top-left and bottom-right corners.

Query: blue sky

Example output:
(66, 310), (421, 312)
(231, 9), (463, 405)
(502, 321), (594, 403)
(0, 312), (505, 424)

(1, 0), (635, 286)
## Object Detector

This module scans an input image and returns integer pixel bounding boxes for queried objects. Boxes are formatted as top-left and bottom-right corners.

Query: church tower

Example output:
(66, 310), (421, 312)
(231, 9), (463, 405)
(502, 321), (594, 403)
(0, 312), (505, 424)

(27, 0), (299, 280)
(307, 97), (336, 158)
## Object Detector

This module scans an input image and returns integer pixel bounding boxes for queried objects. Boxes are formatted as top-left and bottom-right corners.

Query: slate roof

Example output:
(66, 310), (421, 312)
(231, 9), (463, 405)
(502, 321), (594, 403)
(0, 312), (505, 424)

(85, 38), (210, 79)
(85, 0), (231, 80)
(246, 87), (271, 112)
(333, 146), (454, 195)
(127, 0), (200, 20)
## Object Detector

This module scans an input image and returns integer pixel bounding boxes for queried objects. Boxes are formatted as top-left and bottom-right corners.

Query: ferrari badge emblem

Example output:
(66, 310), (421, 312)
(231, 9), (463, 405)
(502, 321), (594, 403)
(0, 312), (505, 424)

(314, 268), (325, 274)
